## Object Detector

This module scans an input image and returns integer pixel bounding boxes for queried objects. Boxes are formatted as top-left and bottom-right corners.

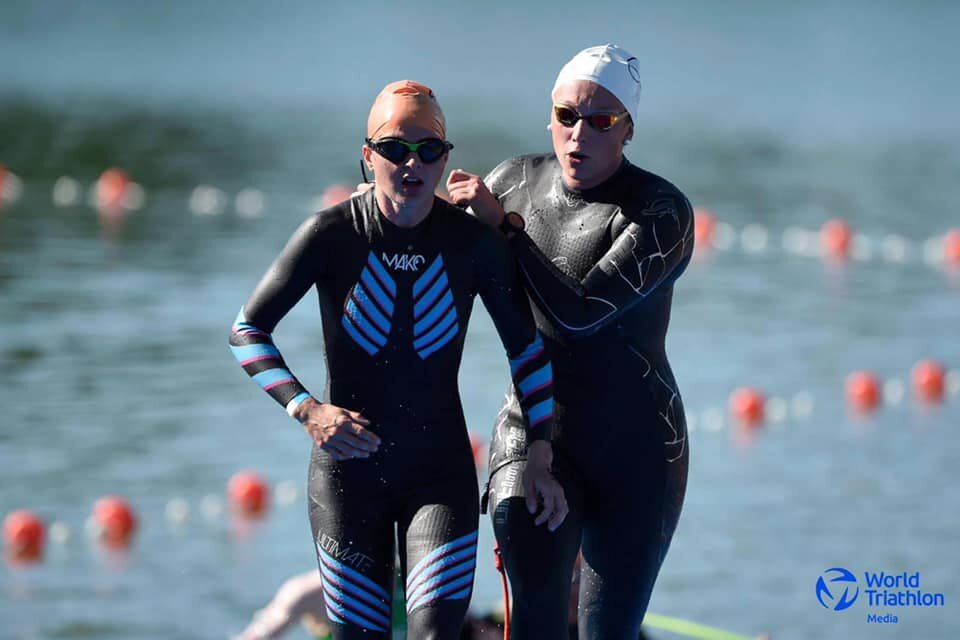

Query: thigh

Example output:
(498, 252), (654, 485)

(488, 457), (584, 640)
(399, 473), (479, 640)
(577, 446), (689, 640)
(308, 458), (396, 640)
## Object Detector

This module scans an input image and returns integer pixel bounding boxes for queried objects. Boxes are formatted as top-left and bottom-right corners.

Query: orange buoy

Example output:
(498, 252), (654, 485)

(944, 229), (960, 266)
(729, 387), (765, 427)
(321, 184), (354, 209)
(228, 471), (269, 517)
(92, 496), (137, 546)
(693, 207), (717, 247)
(4, 509), (45, 560)
(96, 168), (131, 210)
(911, 360), (946, 404)
(845, 370), (882, 413)
(820, 219), (852, 259)
(469, 432), (485, 468)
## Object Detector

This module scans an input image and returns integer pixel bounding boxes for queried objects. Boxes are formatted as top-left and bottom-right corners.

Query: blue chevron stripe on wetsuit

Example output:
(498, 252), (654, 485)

(482, 153), (694, 640)
(229, 189), (554, 639)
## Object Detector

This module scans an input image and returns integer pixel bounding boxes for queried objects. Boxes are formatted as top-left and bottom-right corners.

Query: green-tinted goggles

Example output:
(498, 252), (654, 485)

(365, 137), (454, 164)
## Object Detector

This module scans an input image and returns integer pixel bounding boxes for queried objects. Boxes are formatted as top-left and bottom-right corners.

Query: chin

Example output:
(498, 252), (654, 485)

(562, 167), (596, 190)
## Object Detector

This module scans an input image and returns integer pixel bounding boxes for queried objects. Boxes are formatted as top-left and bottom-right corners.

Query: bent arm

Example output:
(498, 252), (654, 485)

(229, 215), (327, 416)
(475, 229), (555, 443)
(508, 195), (694, 338)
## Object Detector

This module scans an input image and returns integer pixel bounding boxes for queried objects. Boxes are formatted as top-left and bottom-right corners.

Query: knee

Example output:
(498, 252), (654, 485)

(494, 515), (570, 601)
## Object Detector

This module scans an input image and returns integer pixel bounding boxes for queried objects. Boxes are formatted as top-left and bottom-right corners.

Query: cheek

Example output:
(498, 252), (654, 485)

(592, 134), (623, 169)
(436, 156), (450, 178)
(422, 160), (446, 190)
(550, 124), (569, 156)
(373, 158), (398, 183)
(602, 135), (622, 157)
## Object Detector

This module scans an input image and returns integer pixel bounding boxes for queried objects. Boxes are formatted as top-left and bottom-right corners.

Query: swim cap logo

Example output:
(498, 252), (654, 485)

(627, 57), (641, 84)
(817, 567), (860, 611)
(382, 253), (425, 272)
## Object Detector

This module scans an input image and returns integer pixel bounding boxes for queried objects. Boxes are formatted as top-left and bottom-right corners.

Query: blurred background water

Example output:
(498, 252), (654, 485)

(1, 2), (958, 639)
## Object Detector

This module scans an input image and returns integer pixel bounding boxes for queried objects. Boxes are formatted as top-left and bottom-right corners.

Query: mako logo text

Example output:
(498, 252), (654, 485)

(382, 253), (425, 272)
(816, 567), (945, 625)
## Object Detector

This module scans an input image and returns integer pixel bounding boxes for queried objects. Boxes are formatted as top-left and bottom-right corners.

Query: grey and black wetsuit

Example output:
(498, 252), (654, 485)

(483, 153), (694, 640)
(230, 190), (554, 639)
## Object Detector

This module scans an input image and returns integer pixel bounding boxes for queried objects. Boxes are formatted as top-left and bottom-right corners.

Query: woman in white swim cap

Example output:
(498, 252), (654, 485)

(448, 44), (694, 639)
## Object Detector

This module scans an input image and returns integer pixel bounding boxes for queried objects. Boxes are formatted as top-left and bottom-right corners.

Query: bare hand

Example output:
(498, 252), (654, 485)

(523, 440), (568, 531)
(293, 398), (380, 461)
(446, 169), (506, 227)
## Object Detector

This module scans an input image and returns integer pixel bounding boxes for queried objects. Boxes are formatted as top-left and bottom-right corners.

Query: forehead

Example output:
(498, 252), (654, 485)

(552, 79), (624, 112)
(371, 123), (438, 142)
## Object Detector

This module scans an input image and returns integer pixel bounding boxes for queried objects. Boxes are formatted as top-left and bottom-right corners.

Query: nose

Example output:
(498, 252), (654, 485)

(570, 117), (590, 143)
(402, 152), (422, 170)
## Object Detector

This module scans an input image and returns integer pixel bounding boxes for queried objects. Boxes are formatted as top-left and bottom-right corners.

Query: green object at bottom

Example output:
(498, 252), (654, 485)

(642, 612), (754, 640)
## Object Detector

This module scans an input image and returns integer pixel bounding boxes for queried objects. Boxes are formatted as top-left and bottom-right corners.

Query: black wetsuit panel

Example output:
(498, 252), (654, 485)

(230, 190), (555, 639)
(484, 154), (693, 639)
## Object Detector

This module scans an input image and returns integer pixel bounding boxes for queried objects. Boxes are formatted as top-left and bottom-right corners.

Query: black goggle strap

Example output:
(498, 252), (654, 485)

(360, 158), (372, 184)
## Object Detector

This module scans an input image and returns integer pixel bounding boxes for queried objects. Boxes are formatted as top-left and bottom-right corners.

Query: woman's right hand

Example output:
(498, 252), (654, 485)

(446, 169), (506, 227)
(293, 398), (381, 461)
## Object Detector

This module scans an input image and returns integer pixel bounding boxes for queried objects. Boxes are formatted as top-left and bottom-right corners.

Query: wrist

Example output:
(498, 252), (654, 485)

(527, 439), (553, 464)
(291, 396), (319, 423)
(498, 211), (525, 236)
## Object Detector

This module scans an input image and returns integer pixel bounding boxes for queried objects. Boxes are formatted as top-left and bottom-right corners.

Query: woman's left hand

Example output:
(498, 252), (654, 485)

(522, 440), (569, 532)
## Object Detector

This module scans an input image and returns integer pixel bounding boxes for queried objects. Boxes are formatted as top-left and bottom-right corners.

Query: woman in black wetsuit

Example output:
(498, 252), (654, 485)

(229, 80), (566, 640)
(447, 45), (694, 639)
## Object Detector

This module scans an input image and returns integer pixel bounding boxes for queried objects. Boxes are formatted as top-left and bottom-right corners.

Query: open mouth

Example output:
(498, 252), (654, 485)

(401, 176), (424, 186)
(568, 151), (589, 161)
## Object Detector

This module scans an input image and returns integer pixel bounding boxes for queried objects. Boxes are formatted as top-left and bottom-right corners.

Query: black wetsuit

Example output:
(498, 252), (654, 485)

(229, 190), (554, 640)
(483, 154), (694, 639)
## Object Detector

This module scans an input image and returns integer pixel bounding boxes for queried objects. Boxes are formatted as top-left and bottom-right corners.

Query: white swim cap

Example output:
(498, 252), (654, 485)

(552, 44), (642, 123)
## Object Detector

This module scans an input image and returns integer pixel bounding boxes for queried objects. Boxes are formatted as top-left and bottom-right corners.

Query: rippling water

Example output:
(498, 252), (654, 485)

(2, 2), (959, 639)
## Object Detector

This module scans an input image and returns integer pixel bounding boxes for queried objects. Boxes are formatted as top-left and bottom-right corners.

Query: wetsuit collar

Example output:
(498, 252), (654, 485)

(558, 155), (630, 202)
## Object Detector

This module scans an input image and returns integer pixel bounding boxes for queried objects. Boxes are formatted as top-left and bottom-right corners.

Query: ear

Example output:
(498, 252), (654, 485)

(361, 145), (375, 172)
(623, 122), (634, 146)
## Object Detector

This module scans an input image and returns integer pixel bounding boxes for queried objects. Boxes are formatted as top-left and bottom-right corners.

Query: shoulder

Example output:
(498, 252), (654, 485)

(434, 198), (500, 239)
(483, 153), (555, 195)
(313, 194), (362, 229)
(294, 193), (364, 241)
(618, 163), (693, 224)
(434, 199), (511, 261)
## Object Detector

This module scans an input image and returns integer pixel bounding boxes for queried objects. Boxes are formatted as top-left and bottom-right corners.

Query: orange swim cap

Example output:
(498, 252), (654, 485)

(367, 80), (446, 140)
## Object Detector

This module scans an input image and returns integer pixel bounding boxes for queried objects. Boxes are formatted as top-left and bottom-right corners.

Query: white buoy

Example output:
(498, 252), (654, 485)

(165, 498), (190, 525)
(53, 176), (81, 207)
(235, 188), (266, 218)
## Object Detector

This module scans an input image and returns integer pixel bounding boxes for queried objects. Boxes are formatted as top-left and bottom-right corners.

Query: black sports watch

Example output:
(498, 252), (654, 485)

(498, 211), (525, 234)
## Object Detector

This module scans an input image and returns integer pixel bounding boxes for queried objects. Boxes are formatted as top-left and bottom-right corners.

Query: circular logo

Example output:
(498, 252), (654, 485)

(627, 57), (641, 84)
(816, 567), (859, 611)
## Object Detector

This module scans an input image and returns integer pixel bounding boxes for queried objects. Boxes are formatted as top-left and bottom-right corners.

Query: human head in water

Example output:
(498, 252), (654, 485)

(362, 80), (452, 219)
(550, 44), (640, 191)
